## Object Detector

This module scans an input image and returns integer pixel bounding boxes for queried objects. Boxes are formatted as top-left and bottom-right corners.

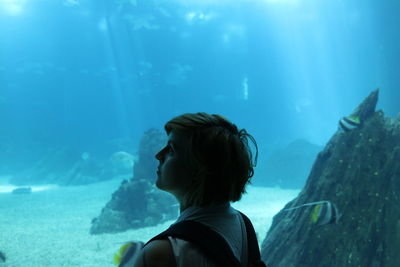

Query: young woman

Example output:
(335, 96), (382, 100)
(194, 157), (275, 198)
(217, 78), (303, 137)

(121, 112), (262, 267)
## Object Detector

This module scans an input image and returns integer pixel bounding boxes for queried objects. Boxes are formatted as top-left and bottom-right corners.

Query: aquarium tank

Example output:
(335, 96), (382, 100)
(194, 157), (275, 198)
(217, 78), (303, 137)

(0, 0), (399, 266)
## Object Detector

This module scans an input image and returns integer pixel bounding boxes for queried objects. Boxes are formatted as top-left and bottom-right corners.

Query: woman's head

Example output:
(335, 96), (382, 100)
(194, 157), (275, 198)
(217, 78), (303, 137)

(155, 112), (258, 207)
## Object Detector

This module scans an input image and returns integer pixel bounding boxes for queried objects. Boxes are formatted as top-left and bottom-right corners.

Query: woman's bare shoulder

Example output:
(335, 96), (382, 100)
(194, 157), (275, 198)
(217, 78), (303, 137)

(134, 240), (175, 267)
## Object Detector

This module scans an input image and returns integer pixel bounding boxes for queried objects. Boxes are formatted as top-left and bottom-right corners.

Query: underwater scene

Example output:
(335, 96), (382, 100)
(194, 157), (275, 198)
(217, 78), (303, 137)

(0, 0), (399, 266)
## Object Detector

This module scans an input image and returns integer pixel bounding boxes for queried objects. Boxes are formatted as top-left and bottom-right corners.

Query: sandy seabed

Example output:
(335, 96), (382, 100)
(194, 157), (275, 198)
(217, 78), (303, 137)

(0, 176), (299, 267)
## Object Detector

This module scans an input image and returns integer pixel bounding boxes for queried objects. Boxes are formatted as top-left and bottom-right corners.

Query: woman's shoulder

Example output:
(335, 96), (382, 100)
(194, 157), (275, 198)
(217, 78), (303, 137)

(167, 236), (218, 267)
(133, 239), (175, 267)
(133, 237), (216, 267)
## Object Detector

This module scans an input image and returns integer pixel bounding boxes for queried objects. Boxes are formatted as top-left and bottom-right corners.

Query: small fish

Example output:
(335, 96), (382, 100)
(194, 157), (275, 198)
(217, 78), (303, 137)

(114, 241), (144, 266)
(284, 200), (341, 226)
(339, 116), (361, 132)
(311, 204), (322, 223)
(114, 242), (132, 265)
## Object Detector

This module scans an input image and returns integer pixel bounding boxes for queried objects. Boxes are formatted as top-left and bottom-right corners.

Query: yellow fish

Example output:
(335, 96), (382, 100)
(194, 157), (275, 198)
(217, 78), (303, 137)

(311, 204), (322, 223)
(114, 241), (144, 266)
(284, 200), (341, 226)
(113, 242), (133, 265)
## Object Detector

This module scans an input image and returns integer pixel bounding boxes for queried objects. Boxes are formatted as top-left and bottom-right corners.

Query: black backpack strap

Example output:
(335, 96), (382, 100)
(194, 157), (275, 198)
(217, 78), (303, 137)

(239, 212), (266, 267)
(145, 220), (241, 267)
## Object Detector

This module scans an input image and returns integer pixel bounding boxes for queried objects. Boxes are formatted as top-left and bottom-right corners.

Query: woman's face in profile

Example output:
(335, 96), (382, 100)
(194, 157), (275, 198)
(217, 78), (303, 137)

(155, 130), (195, 199)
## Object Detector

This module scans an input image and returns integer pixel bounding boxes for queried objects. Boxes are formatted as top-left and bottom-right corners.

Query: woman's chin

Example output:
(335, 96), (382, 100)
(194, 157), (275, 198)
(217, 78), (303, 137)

(156, 180), (175, 195)
(155, 177), (162, 189)
(155, 177), (167, 191)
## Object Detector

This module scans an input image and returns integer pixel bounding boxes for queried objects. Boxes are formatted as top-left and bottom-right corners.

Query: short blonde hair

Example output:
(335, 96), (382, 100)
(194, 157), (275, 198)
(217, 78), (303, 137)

(164, 112), (258, 206)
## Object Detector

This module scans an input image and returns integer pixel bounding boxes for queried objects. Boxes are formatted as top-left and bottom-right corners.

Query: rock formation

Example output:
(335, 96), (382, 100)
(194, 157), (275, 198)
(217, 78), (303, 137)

(0, 250), (5, 263)
(90, 178), (177, 234)
(90, 129), (178, 234)
(261, 89), (400, 267)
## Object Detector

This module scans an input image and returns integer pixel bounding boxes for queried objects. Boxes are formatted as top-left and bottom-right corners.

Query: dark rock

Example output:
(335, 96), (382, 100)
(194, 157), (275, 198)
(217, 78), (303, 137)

(254, 139), (322, 189)
(261, 89), (400, 267)
(350, 88), (379, 121)
(90, 129), (176, 234)
(0, 250), (5, 262)
(90, 179), (177, 234)
(11, 187), (32, 194)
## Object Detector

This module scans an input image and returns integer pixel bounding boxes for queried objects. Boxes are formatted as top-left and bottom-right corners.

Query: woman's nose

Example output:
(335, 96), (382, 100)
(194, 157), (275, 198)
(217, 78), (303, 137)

(155, 150), (163, 161)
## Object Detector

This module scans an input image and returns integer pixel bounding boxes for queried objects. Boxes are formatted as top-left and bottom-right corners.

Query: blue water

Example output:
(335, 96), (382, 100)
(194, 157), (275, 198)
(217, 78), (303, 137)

(1, 0), (399, 152)
(0, 1), (398, 182)
(0, 1), (399, 265)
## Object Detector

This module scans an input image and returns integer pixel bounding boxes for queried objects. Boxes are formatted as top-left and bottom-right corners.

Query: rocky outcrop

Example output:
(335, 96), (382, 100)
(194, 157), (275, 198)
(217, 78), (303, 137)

(261, 89), (400, 267)
(255, 139), (322, 189)
(0, 250), (5, 263)
(90, 129), (178, 234)
(90, 178), (177, 234)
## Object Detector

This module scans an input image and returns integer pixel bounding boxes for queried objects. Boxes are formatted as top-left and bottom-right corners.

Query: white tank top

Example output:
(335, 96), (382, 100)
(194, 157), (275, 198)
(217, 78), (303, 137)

(167, 203), (248, 267)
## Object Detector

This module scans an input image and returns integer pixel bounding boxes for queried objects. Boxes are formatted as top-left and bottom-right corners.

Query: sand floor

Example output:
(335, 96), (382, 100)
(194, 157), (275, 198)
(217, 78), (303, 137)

(0, 176), (299, 267)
